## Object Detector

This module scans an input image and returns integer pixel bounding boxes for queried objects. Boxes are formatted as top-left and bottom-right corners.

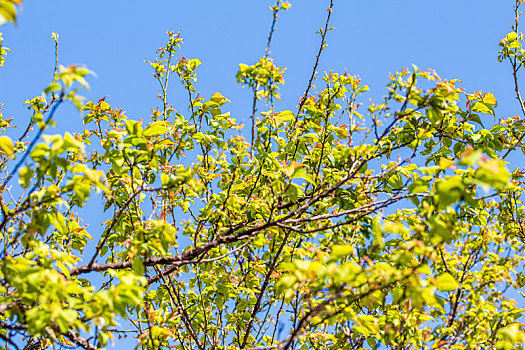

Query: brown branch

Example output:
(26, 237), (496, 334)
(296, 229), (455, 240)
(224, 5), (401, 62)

(250, 84), (259, 159)
(0, 333), (20, 350)
(279, 267), (421, 350)
(0, 301), (15, 314)
(283, 193), (420, 224)
(2, 321), (96, 350)
(240, 231), (290, 348)
(74, 157), (365, 279)
(73, 220), (269, 277)
(155, 267), (204, 350)
(503, 5), (525, 159)
(279, 289), (344, 350)
(86, 185), (144, 267)
(290, 0), (335, 133)
(64, 330), (98, 350)
(264, 1), (281, 59)
(24, 338), (42, 350)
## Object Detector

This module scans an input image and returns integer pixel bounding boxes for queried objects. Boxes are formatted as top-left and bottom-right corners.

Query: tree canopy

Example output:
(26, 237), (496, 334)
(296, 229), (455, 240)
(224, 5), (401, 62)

(1, 0), (525, 349)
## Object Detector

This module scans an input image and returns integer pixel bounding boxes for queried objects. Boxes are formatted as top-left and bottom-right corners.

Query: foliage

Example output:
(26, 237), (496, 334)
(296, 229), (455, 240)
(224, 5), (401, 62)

(1, 0), (525, 349)
(0, 0), (21, 26)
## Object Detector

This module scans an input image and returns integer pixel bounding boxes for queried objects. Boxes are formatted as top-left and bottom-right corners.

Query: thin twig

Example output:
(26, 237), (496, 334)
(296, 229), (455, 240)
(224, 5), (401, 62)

(289, 1), (334, 134)
(86, 186), (144, 267)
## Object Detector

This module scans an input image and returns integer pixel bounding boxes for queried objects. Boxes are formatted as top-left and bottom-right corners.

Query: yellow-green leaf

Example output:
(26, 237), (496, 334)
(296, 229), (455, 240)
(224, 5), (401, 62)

(0, 1), (16, 25)
(482, 92), (497, 106)
(436, 273), (459, 292)
(0, 135), (14, 155)
(143, 121), (168, 137)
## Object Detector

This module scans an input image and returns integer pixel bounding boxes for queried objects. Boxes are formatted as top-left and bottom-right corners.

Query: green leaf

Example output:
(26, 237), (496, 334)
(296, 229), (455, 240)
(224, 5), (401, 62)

(0, 1), (16, 25)
(125, 120), (143, 136)
(475, 158), (510, 189)
(210, 92), (230, 105)
(280, 2), (291, 10)
(330, 245), (354, 259)
(497, 323), (525, 344)
(435, 176), (464, 208)
(355, 315), (379, 336)
(18, 166), (34, 188)
(459, 149), (483, 166)
(291, 167), (316, 184)
(143, 121), (168, 137)
(467, 114), (484, 127)
(408, 179), (429, 193)
(0, 135), (14, 155)
(470, 102), (494, 116)
(387, 173), (403, 189)
(132, 257), (145, 276)
(436, 273), (459, 292)
(44, 82), (61, 95)
(277, 110), (294, 121)
(482, 92), (497, 106)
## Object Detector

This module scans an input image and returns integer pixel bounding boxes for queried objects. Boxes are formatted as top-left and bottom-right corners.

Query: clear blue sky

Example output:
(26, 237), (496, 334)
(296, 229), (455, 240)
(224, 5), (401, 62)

(0, 1), (520, 349)
(0, 1), (518, 133)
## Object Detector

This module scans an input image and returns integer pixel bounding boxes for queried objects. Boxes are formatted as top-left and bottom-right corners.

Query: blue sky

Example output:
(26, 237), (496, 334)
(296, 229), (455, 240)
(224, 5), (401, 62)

(0, 1), (518, 132)
(0, 0), (521, 348)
